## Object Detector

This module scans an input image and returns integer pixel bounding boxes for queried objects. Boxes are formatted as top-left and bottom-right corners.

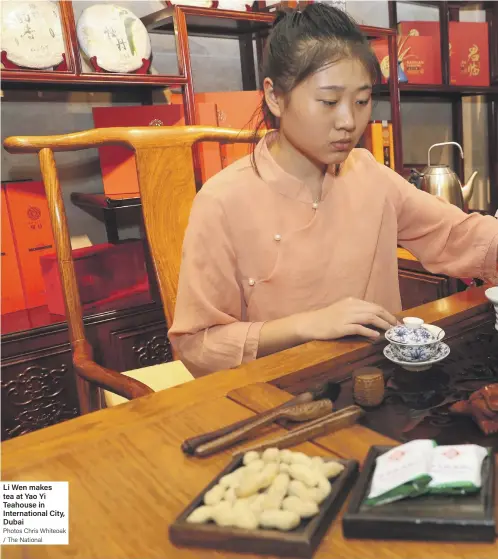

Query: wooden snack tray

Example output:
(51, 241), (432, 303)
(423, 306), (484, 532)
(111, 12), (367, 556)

(169, 454), (359, 558)
(343, 445), (496, 542)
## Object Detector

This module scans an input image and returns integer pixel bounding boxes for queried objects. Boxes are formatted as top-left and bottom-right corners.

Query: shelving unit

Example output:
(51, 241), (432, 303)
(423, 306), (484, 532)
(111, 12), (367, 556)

(2, 4), (402, 171)
(388, 0), (498, 213)
(2, 2), (496, 193)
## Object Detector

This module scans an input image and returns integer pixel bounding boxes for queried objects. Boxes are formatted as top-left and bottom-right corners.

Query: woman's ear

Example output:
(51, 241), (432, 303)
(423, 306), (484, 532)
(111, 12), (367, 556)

(263, 77), (282, 120)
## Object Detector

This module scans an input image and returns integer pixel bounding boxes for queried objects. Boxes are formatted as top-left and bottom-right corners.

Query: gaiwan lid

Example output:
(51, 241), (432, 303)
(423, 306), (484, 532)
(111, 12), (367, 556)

(385, 317), (437, 345)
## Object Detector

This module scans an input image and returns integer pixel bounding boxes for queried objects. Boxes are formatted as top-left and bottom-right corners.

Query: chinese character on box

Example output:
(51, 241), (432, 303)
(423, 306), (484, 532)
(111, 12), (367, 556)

(450, 22), (489, 87)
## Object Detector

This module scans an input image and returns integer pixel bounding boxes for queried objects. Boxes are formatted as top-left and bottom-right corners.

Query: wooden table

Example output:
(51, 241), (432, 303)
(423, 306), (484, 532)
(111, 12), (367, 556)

(2, 286), (497, 559)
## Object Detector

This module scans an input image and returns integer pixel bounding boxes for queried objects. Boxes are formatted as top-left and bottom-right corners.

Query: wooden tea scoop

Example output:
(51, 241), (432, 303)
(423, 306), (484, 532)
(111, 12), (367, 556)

(194, 399), (334, 457)
(241, 405), (364, 453)
(181, 381), (341, 455)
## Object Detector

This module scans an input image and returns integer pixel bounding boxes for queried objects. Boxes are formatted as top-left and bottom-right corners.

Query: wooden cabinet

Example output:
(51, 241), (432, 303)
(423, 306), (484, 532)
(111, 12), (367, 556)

(1, 302), (170, 441)
(398, 269), (454, 310)
(108, 321), (172, 373)
(1, 344), (78, 441)
(397, 247), (463, 310)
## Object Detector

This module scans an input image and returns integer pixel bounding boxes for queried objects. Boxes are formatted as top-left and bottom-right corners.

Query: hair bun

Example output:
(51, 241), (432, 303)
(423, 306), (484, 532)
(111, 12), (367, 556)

(272, 8), (303, 29)
(272, 9), (287, 28)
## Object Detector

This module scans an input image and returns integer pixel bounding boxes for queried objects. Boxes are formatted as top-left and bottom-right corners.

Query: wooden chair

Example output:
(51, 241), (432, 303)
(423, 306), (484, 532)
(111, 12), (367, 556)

(3, 126), (264, 414)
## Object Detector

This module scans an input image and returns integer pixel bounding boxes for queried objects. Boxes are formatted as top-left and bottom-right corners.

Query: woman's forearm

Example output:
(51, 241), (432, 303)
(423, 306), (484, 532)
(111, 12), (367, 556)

(257, 312), (311, 358)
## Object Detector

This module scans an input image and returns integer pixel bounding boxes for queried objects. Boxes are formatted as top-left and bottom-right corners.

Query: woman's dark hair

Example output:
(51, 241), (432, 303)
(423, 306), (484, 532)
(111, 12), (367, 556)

(250, 2), (381, 173)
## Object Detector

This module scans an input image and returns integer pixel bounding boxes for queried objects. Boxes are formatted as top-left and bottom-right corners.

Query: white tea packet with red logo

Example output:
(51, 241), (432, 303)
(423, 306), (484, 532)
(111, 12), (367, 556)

(365, 439), (436, 507)
(427, 444), (489, 495)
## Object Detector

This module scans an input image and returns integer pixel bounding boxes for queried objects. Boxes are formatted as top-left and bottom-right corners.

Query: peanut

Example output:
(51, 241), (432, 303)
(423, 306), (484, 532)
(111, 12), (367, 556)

(242, 451), (260, 465)
(289, 464), (320, 487)
(259, 509), (301, 531)
(282, 496), (319, 518)
(204, 483), (225, 506)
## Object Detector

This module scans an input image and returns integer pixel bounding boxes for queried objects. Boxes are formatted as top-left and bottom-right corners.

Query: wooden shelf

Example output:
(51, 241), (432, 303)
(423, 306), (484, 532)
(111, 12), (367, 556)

(70, 193), (142, 244)
(2, 71), (188, 89)
(71, 193), (141, 210)
(1, 5), (395, 94)
(142, 6), (396, 40)
(376, 84), (498, 97)
(142, 7), (274, 39)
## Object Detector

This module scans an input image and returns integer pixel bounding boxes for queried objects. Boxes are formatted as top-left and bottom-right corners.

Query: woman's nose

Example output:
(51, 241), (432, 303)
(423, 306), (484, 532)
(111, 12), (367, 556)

(334, 105), (356, 132)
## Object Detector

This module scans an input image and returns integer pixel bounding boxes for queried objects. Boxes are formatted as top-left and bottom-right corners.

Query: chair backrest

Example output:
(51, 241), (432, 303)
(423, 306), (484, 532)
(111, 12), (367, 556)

(3, 126), (264, 410)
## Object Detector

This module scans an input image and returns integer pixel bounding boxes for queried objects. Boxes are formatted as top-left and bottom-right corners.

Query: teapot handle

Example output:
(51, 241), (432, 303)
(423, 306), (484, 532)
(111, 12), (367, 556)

(428, 142), (464, 167)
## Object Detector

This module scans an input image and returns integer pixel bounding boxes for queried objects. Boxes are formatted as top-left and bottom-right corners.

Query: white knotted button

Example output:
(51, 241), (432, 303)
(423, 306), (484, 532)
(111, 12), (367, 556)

(312, 202), (319, 210)
(248, 278), (255, 286)
(274, 234), (281, 242)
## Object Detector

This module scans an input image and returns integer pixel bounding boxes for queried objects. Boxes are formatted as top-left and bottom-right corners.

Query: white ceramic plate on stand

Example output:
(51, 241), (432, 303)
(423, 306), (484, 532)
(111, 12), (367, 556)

(383, 342), (451, 372)
(77, 4), (151, 73)
(1, 1), (65, 69)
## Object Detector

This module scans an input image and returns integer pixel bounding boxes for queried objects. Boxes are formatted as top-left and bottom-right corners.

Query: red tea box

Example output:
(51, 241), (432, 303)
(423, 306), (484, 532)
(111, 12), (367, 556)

(449, 22), (489, 87)
(3, 180), (55, 309)
(1, 186), (26, 314)
(371, 36), (439, 85)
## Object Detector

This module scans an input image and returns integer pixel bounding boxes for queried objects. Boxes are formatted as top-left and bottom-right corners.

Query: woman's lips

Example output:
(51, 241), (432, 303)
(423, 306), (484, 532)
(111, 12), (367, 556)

(331, 140), (352, 152)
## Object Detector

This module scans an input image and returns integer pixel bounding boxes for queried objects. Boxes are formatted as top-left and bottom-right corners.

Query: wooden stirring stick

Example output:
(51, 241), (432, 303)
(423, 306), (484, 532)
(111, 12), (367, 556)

(194, 399), (334, 457)
(181, 381), (341, 455)
(240, 405), (364, 453)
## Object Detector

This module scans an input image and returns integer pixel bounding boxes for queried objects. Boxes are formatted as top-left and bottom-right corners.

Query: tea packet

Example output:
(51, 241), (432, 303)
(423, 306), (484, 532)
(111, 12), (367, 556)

(364, 439), (436, 507)
(427, 444), (489, 495)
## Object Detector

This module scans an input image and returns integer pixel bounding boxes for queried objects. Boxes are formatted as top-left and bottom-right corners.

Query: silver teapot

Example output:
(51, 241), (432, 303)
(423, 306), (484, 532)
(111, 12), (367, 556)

(408, 142), (478, 211)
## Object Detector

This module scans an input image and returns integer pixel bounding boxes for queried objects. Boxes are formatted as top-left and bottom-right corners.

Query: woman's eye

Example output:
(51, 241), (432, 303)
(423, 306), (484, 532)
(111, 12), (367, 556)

(356, 98), (371, 106)
(320, 100), (338, 107)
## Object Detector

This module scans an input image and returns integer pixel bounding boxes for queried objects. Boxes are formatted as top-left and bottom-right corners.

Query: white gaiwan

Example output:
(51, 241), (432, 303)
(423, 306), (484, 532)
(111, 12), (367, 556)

(385, 317), (444, 362)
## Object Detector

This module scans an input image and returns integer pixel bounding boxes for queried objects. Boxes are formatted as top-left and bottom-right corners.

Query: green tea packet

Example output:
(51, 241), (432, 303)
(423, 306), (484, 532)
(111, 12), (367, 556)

(364, 439), (436, 507)
(427, 444), (489, 495)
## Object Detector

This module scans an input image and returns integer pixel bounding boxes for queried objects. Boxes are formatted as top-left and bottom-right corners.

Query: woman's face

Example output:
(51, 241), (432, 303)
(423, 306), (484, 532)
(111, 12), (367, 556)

(267, 57), (373, 166)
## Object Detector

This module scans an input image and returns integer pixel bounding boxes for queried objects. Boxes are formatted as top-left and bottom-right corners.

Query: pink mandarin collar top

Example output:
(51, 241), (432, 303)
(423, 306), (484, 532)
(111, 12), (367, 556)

(168, 133), (498, 375)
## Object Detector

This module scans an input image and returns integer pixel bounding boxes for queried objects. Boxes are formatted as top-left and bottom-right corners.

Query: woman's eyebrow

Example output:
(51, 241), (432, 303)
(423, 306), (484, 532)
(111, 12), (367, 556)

(318, 84), (372, 91)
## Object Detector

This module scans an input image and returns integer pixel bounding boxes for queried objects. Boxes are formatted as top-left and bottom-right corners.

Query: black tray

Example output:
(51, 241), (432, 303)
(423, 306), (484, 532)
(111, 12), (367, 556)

(343, 445), (495, 542)
(170, 454), (359, 558)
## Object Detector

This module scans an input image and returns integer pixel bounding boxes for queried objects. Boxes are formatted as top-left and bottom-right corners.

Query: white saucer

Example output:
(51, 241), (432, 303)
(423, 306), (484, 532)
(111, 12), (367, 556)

(383, 342), (451, 372)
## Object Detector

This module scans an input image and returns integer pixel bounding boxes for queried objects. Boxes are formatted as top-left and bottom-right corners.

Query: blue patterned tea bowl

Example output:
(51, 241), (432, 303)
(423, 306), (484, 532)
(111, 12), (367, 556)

(389, 342), (439, 362)
(385, 318), (445, 362)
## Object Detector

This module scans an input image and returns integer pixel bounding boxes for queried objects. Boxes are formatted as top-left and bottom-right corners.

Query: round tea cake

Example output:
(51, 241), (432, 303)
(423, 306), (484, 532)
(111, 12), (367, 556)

(1, 1), (65, 69)
(76, 4), (151, 73)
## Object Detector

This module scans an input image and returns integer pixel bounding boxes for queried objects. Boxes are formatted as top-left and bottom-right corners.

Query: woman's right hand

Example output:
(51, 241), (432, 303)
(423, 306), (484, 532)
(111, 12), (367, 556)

(297, 297), (398, 341)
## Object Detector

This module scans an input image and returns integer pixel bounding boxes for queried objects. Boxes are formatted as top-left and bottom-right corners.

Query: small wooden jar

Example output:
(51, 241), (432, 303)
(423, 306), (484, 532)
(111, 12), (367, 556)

(353, 367), (385, 407)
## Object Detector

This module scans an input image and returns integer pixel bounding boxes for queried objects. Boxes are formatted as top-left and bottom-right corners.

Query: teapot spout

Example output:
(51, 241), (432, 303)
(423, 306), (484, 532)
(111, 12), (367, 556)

(462, 170), (478, 204)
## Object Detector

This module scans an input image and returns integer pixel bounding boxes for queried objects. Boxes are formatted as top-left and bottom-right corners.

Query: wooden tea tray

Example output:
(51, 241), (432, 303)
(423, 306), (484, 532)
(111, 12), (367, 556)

(343, 445), (496, 542)
(169, 454), (359, 558)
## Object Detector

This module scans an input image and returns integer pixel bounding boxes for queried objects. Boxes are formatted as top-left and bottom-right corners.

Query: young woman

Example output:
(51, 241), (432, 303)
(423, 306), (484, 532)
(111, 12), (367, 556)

(168, 3), (498, 376)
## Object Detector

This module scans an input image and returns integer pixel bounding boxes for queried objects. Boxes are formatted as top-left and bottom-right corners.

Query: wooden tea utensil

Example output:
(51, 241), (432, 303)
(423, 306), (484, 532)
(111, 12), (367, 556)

(181, 381), (341, 455)
(241, 405), (364, 453)
(193, 399), (334, 457)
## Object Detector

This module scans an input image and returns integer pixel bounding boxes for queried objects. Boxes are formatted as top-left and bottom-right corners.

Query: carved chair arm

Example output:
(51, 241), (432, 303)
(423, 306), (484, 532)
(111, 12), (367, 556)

(73, 340), (153, 401)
